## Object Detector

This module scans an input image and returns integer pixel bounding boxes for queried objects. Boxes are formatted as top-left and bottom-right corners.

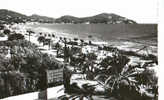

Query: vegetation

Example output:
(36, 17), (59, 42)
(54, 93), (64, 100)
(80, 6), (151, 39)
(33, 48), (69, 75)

(37, 36), (45, 45)
(55, 13), (137, 24)
(8, 33), (24, 41)
(0, 32), (5, 37)
(0, 24), (5, 30)
(0, 9), (29, 24)
(96, 51), (158, 100)
(3, 29), (10, 35)
(30, 14), (56, 23)
(62, 42), (158, 100)
(0, 40), (62, 99)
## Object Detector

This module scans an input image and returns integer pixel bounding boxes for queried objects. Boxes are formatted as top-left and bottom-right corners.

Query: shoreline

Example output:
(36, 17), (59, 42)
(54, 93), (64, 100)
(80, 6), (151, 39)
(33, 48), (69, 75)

(23, 22), (157, 56)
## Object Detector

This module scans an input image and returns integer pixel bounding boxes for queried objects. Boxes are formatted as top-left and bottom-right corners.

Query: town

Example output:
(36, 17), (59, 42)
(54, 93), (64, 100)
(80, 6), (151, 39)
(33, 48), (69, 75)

(0, 22), (158, 100)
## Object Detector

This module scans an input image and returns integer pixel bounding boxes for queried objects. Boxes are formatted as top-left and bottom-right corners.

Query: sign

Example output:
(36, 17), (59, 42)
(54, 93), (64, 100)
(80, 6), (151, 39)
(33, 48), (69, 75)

(46, 68), (63, 84)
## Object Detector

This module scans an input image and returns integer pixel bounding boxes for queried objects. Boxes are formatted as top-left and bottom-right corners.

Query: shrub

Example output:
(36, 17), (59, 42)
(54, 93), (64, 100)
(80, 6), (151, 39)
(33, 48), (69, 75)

(8, 33), (24, 41)
(0, 40), (62, 98)
(37, 36), (45, 44)
(3, 29), (10, 35)
(0, 25), (5, 30)
(0, 32), (5, 37)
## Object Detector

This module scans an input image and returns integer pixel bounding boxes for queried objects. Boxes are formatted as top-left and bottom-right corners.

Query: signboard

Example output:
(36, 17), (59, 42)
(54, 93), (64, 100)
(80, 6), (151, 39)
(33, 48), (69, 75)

(46, 68), (63, 84)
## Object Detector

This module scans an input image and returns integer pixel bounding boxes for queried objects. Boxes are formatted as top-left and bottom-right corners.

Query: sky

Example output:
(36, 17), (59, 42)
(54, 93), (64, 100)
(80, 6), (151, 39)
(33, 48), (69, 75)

(0, 0), (158, 23)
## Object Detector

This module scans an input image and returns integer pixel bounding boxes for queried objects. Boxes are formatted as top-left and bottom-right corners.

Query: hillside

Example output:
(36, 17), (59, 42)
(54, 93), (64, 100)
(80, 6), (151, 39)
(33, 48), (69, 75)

(0, 9), (137, 24)
(0, 9), (30, 24)
(55, 13), (137, 24)
(0, 9), (56, 24)
(30, 14), (56, 23)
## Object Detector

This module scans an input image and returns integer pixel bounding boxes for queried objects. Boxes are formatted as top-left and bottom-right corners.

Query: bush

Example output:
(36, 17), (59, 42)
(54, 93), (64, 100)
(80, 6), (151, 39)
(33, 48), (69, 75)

(0, 40), (62, 98)
(0, 25), (5, 30)
(37, 36), (45, 44)
(0, 32), (5, 37)
(3, 29), (10, 35)
(8, 33), (24, 41)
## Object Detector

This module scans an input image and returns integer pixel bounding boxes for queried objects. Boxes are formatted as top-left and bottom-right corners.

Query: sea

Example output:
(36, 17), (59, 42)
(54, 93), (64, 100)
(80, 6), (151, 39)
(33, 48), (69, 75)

(28, 23), (157, 45)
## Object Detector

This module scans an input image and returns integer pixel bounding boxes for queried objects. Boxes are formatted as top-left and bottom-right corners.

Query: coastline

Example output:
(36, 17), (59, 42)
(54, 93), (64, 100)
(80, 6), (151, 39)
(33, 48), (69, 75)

(23, 22), (157, 56)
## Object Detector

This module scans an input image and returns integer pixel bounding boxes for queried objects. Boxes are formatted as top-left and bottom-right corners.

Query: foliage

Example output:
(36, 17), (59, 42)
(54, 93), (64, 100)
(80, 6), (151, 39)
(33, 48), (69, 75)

(74, 38), (78, 41)
(3, 29), (10, 35)
(97, 52), (158, 100)
(8, 33), (24, 41)
(0, 24), (5, 30)
(37, 36), (45, 44)
(86, 53), (97, 61)
(0, 32), (5, 37)
(0, 40), (61, 99)
(62, 83), (95, 100)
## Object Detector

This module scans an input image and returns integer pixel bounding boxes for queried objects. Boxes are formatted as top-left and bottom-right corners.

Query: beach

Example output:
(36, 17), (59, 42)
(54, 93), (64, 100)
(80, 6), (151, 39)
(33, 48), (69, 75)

(0, 22), (158, 100)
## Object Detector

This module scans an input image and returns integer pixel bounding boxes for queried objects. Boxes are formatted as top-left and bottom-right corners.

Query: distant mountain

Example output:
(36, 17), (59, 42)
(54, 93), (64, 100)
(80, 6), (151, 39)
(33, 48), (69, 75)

(0, 9), (137, 24)
(30, 14), (56, 23)
(0, 9), (56, 24)
(55, 15), (80, 23)
(55, 13), (137, 24)
(0, 9), (30, 24)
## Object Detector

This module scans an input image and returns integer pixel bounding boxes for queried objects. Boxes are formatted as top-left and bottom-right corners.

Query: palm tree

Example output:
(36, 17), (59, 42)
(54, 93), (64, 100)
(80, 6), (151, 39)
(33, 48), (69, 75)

(88, 35), (93, 45)
(60, 83), (95, 100)
(39, 32), (42, 36)
(84, 53), (97, 80)
(63, 37), (70, 62)
(44, 34), (47, 37)
(0, 24), (5, 30)
(97, 51), (158, 100)
(48, 39), (51, 50)
(80, 39), (84, 53)
(26, 30), (34, 42)
(37, 36), (45, 46)
(80, 39), (84, 46)
(52, 34), (55, 38)
(55, 42), (61, 57)
(74, 38), (78, 44)
(3, 29), (10, 35)
(59, 37), (62, 41)
(48, 34), (51, 37)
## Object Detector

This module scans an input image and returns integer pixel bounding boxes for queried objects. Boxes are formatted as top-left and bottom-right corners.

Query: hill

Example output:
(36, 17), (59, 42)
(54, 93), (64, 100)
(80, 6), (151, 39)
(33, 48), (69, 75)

(0, 9), (137, 24)
(0, 9), (30, 24)
(55, 13), (137, 24)
(0, 9), (56, 24)
(30, 14), (56, 23)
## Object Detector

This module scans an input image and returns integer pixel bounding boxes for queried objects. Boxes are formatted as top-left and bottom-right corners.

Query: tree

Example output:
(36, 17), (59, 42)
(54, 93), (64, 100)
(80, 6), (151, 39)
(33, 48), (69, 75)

(89, 40), (92, 45)
(74, 38), (78, 42)
(55, 42), (61, 57)
(0, 25), (5, 30)
(3, 29), (10, 35)
(80, 39), (84, 46)
(39, 32), (42, 36)
(97, 51), (158, 100)
(8, 33), (24, 41)
(59, 37), (62, 41)
(84, 53), (97, 80)
(37, 36), (45, 46)
(52, 34), (55, 38)
(26, 30), (34, 42)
